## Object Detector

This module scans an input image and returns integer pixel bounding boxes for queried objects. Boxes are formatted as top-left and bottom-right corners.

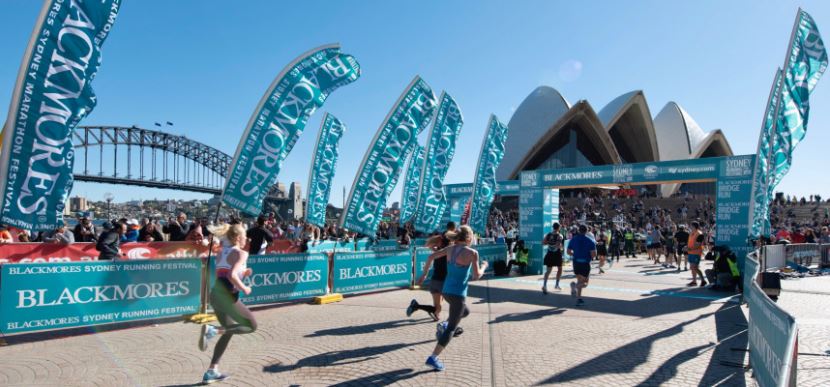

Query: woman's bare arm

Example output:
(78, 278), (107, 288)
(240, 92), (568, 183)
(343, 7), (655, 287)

(227, 250), (252, 295)
(471, 250), (488, 280)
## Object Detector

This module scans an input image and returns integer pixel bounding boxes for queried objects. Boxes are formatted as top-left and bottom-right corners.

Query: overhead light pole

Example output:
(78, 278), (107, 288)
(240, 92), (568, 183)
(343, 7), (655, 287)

(104, 192), (114, 220)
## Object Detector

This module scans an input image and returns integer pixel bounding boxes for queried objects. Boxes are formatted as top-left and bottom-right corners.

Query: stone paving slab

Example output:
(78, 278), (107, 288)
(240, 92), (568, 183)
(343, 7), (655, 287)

(777, 277), (830, 387)
(0, 257), (758, 386)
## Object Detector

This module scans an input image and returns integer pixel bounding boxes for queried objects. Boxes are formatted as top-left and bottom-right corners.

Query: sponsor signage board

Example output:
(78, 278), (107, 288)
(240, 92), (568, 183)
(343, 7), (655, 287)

(1, 259), (201, 334)
(472, 243), (506, 273)
(332, 250), (412, 293)
(414, 247), (433, 285)
(747, 265), (798, 387)
(240, 253), (328, 305)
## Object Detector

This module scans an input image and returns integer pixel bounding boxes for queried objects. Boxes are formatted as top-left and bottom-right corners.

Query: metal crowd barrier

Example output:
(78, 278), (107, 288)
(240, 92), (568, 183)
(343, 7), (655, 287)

(745, 247), (799, 387)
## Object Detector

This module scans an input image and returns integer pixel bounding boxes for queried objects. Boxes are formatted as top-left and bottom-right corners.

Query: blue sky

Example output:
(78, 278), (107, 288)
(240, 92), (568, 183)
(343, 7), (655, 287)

(1, 0), (829, 204)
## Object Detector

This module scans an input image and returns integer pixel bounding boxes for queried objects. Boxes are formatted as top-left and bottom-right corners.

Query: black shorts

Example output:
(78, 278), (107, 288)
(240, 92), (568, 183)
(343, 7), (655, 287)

(573, 262), (591, 277)
(677, 245), (687, 255)
(544, 250), (563, 267)
(596, 245), (607, 256)
(428, 279), (444, 294)
(648, 243), (662, 249)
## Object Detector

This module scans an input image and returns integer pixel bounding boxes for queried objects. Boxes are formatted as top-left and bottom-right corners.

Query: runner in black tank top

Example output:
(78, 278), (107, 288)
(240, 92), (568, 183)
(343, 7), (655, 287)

(409, 233), (450, 320)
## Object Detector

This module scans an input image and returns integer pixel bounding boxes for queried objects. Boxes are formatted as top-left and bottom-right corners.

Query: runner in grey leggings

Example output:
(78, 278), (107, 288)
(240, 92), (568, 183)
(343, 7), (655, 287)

(198, 224), (257, 384)
(437, 294), (469, 347)
(209, 281), (258, 365)
(424, 225), (488, 371)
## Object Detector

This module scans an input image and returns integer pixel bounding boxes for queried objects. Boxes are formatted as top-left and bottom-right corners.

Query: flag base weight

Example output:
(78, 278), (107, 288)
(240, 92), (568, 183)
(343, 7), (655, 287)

(187, 313), (217, 324)
(313, 294), (343, 304)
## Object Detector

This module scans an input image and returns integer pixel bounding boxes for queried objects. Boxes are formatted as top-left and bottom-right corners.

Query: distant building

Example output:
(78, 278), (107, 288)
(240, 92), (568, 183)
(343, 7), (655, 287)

(69, 196), (88, 212)
(497, 87), (733, 197)
(275, 183), (287, 199)
(326, 204), (343, 224)
(289, 182), (303, 220)
(390, 202), (400, 210)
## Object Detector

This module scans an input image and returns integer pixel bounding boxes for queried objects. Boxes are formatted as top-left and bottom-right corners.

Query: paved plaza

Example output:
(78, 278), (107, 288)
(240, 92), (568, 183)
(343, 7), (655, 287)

(0, 257), (761, 386)
(777, 275), (830, 387)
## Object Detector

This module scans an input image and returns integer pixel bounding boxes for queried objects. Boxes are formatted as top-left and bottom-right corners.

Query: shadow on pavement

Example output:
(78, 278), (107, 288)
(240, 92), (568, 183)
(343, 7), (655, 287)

(698, 303), (749, 386)
(263, 340), (433, 373)
(488, 308), (565, 325)
(534, 312), (715, 385)
(468, 282), (716, 319)
(304, 319), (427, 337)
(328, 368), (434, 386)
(636, 344), (711, 386)
(533, 303), (748, 386)
(638, 268), (682, 276)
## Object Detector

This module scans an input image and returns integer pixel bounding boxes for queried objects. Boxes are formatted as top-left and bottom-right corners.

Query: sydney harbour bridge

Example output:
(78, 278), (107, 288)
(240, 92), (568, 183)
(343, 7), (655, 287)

(72, 125), (231, 195)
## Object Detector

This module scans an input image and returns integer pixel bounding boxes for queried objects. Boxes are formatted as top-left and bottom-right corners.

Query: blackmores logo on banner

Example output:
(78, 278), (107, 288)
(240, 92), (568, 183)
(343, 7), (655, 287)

(223, 44), (361, 215)
(413, 92), (464, 233)
(468, 115), (509, 234)
(332, 250), (412, 293)
(399, 144), (425, 222)
(1, 259), (201, 334)
(544, 171), (604, 183)
(0, 0), (122, 231)
(240, 253), (328, 305)
(305, 113), (346, 227)
(341, 76), (437, 235)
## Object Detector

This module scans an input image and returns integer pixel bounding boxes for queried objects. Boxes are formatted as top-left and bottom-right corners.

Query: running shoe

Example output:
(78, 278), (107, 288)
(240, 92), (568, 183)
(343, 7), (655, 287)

(576, 298), (585, 307)
(686, 281), (697, 287)
(426, 355), (445, 371)
(542, 286), (548, 295)
(202, 369), (229, 384)
(428, 311), (439, 322)
(570, 282), (577, 298)
(199, 324), (218, 352)
(453, 326), (464, 337)
(699, 280), (707, 287)
(599, 268), (605, 274)
(436, 321), (448, 340)
(555, 285), (562, 291)
(406, 299), (417, 317)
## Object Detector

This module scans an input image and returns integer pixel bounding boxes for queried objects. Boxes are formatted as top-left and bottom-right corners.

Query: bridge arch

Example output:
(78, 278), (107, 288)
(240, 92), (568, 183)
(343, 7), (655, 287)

(72, 126), (232, 194)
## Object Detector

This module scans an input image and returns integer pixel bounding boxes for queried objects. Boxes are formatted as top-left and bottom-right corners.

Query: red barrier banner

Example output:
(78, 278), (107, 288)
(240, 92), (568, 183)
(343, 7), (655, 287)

(0, 240), (299, 264)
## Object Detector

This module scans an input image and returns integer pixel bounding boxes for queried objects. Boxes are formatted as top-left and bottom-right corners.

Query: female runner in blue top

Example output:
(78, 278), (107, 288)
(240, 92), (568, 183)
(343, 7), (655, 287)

(419, 225), (488, 371)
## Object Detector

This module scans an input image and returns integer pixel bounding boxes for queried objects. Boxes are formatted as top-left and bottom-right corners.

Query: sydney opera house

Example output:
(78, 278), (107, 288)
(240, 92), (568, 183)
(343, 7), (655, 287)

(496, 87), (733, 197)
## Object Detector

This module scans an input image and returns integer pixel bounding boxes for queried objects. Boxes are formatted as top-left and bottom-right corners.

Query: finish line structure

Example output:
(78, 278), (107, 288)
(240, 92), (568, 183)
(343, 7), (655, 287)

(517, 155), (756, 275)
